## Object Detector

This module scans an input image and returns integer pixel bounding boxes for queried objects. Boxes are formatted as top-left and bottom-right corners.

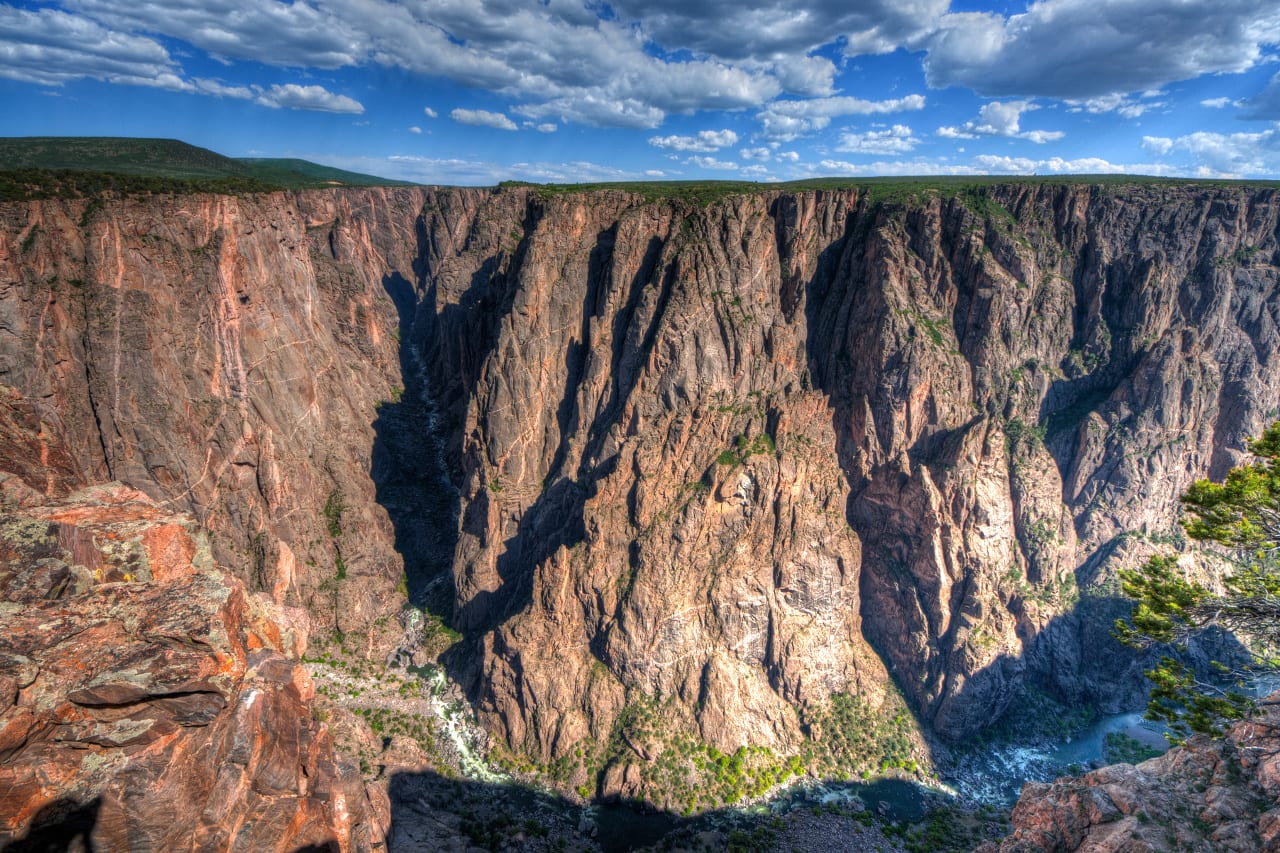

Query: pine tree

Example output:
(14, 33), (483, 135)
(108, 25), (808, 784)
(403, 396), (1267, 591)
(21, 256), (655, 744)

(1115, 421), (1280, 741)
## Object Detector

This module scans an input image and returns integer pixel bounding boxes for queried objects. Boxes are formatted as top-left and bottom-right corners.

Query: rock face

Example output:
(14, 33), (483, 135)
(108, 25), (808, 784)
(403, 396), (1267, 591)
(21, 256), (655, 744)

(415, 184), (1280, 770)
(0, 188), (427, 658)
(1, 183), (1278, 800)
(984, 696), (1280, 852)
(0, 455), (385, 850)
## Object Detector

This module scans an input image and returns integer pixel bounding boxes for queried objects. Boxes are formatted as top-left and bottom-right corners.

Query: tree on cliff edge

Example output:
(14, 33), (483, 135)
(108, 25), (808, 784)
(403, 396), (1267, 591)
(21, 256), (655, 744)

(1115, 420), (1280, 742)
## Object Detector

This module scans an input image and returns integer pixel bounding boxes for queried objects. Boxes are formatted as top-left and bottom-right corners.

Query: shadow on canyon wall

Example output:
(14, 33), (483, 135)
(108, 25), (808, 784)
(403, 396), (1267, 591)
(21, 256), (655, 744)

(0, 798), (100, 853)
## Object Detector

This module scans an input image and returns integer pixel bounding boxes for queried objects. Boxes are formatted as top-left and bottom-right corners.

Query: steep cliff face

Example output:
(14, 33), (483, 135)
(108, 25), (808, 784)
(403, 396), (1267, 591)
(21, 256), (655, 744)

(413, 183), (1280, 779)
(0, 187), (427, 655)
(1, 183), (1277, 806)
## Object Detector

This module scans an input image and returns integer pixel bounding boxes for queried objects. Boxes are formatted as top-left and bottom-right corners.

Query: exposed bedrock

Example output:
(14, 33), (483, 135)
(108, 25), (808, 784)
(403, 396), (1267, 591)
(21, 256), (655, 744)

(414, 183), (1280, 763)
(2, 183), (1278, 795)
(0, 448), (386, 850)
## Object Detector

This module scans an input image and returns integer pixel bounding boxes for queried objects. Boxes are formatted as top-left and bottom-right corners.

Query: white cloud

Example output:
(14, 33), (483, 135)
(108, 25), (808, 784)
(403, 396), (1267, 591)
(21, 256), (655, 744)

(1142, 128), (1280, 176)
(835, 124), (920, 155)
(60, 0), (361, 68)
(740, 147), (771, 161)
(409, 125), (422, 134)
(776, 151), (799, 162)
(1066, 93), (1167, 118)
(365, 152), (650, 185)
(810, 158), (985, 176)
(605, 0), (948, 61)
(937, 101), (1064, 143)
(757, 93), (926, 139)
(649, 129), (739, 152)
(923, 0), (1280, 99)
(424, 106), (438, 118)
(740, 164), (770, 177)
(687, 155), (739, 170)
(44, 0), (791, 129)
(0, 5), (181, 88)
(450, 108), (518, 130)
(971, 155), (1136, 174)
(524, 121), (558, 133)
(255, 83), (363, 113)
(1200, 97), (1234, 109)
(0, 6), (365, 114)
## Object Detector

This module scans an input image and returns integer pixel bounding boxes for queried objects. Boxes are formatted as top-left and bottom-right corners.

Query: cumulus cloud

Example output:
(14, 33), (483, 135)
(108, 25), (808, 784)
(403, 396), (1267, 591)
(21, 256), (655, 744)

(649, 129), (739, 152)
(972, 154), (1136, 174)
(450, 108), (518, 130)
(835, 124), (919, 155)
(424, 106), (438, 118)
(740, 147), (771, 160)
(937, 101), (1064, 143)
(606, 0), (948, 61)
(409, 125), (422, 134)
(365, 152), (650, 185)
(0, 5), (182, 88)
(1066, 93), (1167, 118)
(0, 5), (365, 113)
(810, 158), (984, 176)
(757, 93), (926, 139)
(255, 83), (363, 113)
(687, 155), (739, 170)
(923, 0), (1280, 99)
(1142, 128), (1280, 176)
(524, 121), (558, 133)
(58, 0), (361, 68)
(46, 0), (791, 129)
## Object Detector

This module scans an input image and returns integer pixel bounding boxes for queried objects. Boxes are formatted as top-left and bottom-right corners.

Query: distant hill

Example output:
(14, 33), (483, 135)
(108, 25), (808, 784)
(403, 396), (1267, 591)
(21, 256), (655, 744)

(0, 137), (415, 199)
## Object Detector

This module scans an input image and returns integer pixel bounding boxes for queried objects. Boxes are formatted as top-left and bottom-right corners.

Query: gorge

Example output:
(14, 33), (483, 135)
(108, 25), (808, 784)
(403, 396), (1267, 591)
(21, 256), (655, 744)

(2, 179), (1279, 850)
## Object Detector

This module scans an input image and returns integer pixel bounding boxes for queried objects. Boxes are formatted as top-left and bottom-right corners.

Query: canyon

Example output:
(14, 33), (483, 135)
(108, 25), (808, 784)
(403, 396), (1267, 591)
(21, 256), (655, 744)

(2, 180), (1279, 847)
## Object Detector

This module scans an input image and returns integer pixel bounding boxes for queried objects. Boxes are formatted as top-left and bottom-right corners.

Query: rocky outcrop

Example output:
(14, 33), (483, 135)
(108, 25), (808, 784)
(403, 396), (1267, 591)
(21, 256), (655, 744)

(0, 459), (386, 851)
(983, 696), (1280, 852)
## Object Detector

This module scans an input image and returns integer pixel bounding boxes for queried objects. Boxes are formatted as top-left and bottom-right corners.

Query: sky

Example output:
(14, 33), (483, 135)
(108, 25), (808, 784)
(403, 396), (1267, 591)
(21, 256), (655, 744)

(3, 0), (1280, 185)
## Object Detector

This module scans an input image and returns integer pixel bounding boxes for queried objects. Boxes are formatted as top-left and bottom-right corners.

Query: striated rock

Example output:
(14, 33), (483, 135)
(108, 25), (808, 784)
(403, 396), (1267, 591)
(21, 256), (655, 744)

(0, 188), (429, 658)
(2, 182), (1279, 802)
(982, 695), (1280, 852)
(415, 183), (1280, 769)
(0, 472), (387, 851)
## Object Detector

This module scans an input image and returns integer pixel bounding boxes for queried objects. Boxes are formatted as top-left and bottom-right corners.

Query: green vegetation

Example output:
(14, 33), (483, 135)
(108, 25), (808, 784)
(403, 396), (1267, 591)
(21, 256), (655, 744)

(1004, 417), (1047, 453)
(0, 137), (413, 200)
(501, 174), (1280, 209)
(323, 489), (345, 538)
(717, 432), (778, 467)
(1115, 420), (1280, 740)
(898, 804), (1011, 853)
(979, 684), (1098, 744)
(501, 687), (922, 815)
(1102, 732), (1163, 765)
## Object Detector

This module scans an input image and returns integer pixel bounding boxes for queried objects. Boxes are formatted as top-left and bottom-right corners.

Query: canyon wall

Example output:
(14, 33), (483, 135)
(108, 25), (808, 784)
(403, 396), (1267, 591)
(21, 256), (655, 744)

(0, 187), (427, 657)
(414, 183), (1280, 776)
(2, 182), (1278, 800)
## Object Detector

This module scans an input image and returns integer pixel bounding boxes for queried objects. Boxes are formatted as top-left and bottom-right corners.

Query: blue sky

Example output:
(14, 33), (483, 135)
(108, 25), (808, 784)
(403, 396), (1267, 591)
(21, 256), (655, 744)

(3, 0), (1280, 184)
